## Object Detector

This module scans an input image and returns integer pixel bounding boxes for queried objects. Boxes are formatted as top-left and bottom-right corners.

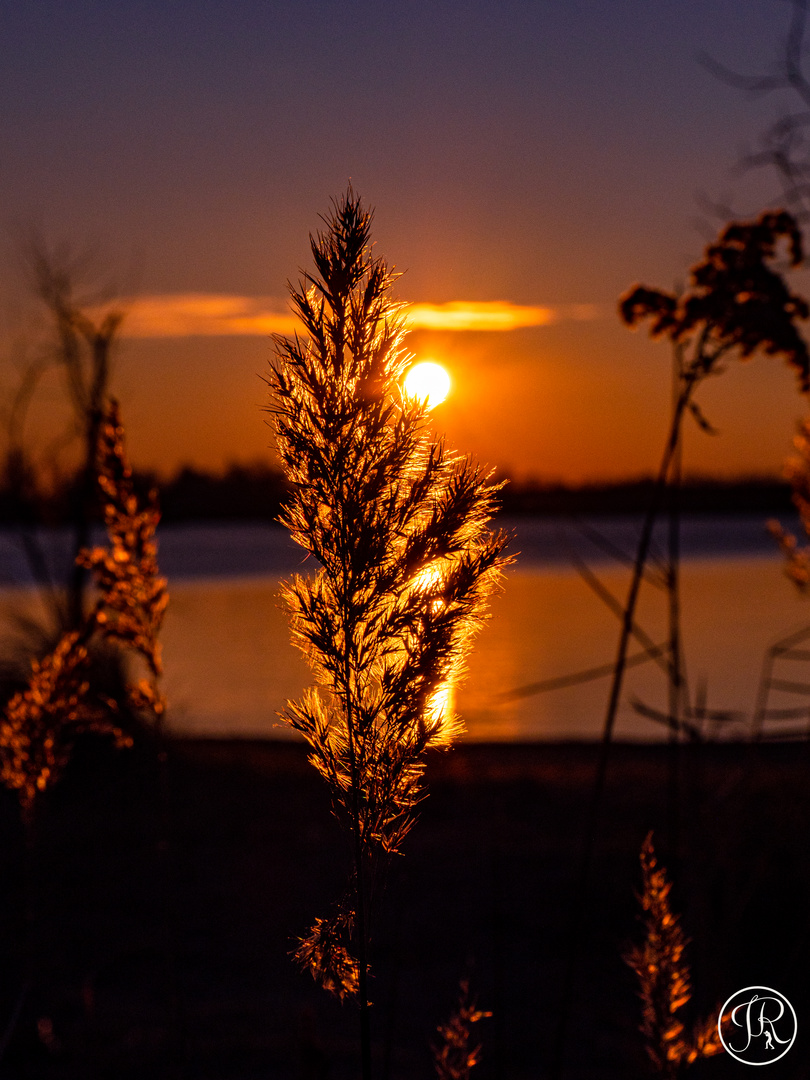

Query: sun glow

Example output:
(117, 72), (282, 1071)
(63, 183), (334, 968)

(425, 683), (454, 730)
(403, 361), (451, 408)
(411, 560), (444, 603)
(409, 560), (455, 735)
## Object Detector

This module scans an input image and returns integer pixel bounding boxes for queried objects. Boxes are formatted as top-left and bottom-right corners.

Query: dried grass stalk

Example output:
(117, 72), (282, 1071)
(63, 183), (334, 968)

(267, 188), (509, 1007)
(625, 834), (723, 1078)
(432, 978), (491, 1080)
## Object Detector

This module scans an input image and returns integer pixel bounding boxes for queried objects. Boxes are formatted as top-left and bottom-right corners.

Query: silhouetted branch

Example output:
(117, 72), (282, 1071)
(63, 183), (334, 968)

(702, 0), (810, 217)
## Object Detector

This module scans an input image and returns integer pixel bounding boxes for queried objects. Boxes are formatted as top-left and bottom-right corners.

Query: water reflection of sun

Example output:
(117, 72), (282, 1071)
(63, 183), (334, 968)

(410, 559), (454, 730)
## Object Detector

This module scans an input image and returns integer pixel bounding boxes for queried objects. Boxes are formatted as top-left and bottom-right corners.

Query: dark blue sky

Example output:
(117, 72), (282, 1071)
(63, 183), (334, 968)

(1, 0), (806, 480)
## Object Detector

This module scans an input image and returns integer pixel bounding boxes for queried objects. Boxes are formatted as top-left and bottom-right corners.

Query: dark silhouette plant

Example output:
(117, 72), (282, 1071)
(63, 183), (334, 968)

(267, 189), (508, 1080)
(553, 210), (810, 1080)
(601, 209), (808, 779)
(9, 242), (126, 632)
(701, 0), (810, 223)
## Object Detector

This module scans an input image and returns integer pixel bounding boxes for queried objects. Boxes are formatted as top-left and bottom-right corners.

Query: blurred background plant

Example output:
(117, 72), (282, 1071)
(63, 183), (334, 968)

(769, 415), (810, 587)
(0, 399), (167, 1067)
(551, 209), (810, 1080)
(0, 240), (127, 712)
(1, 398), (166, 824)
(432, 978), (491, 1080)
(625, 834), (723, 1080)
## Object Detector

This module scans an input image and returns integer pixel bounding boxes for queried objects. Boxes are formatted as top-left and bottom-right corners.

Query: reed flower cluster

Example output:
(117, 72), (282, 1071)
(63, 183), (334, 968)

(0, 400), (167, 818)
(267, 189), (508, 1040)
(432, 979), (491, 1080)
(0, 627), (126, 817)
(625, 834), (723, 1078)
(77, 399), (168, 719)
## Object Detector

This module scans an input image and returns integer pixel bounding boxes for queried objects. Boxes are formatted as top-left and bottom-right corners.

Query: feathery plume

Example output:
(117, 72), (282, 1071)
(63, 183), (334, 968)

(267, 189), (508, 1074)
(625, 834), (724, 1078)
(0, 401), (167, 816)
(78, 399), (168, 719)
(432, 979), (491, 1080)
(0, 628), (126, 816)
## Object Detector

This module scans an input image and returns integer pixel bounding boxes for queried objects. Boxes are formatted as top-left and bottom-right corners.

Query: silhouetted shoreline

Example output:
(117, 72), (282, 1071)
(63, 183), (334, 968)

(496, 475), (794, 517)
(0, 467), (795, 525)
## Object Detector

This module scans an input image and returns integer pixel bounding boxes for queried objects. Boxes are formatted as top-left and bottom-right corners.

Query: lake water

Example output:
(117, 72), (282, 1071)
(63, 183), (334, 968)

(2, 517), (809, 741)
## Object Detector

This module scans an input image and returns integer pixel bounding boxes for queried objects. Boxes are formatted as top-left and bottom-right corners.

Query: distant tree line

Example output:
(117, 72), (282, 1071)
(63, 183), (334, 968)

(497, 475), (795, 516)
(0, 462), (795, 524)
(0, 461), (287, 525)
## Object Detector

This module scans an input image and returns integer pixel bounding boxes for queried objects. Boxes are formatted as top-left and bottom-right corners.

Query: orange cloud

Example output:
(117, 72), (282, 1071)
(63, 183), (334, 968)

(118, 294), (602, 338)
(120, 294), (299, 338)
(407, 301), (556, 330)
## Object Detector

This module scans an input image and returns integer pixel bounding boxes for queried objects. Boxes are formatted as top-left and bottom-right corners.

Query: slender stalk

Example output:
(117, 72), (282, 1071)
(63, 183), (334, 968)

(67, 327), (115, 629)
(356, 855), (372, 1080)
(344, 645), (372, 1080)
(666, 347), (685, 853)
(154, 724), (186, 1069)
(67, 402), (103, 628)
(589, 377), (694, 835)
(334, 288), (373, 1075)
(27, 247), (122, 633)
(550, 379), (694, 1080)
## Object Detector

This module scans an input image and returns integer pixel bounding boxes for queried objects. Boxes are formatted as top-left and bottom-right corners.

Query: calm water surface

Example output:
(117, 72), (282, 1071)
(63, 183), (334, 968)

(1, 517), (808, 740)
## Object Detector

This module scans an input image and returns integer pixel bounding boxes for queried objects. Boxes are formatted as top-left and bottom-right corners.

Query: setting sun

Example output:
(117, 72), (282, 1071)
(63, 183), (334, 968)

(403, 361), (451, 408)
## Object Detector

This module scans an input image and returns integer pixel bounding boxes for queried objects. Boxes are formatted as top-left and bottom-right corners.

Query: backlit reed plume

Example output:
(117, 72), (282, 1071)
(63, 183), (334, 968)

(625, 834), (723, 1078)
(432, 978), (491, 1080)
(267, 189), (508, 1077)
(0, 400), (167, 819)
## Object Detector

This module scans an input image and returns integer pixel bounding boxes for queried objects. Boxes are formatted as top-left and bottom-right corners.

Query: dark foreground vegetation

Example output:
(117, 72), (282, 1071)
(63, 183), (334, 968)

(0, 737), (806, 1080)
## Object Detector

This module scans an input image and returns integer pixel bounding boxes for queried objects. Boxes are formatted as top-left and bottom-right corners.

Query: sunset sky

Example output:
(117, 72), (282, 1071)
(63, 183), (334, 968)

(2, 0), (809, 483)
